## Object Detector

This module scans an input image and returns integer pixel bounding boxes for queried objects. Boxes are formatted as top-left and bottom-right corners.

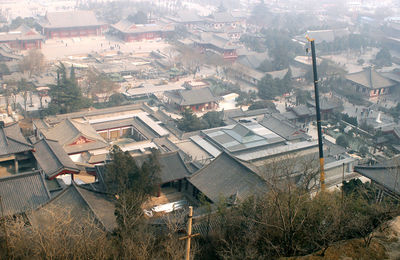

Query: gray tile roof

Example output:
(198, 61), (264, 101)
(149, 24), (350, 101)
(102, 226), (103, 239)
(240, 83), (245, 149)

(208, 12), (240, 23)
(42, 119), (108, 154)
(111, 19), (174, 34)
(354, 163), (400, 195)
(307, 97), (341, 111)
(237, 52), (268, 70)
(45, 103), (147, 125)
(0, 123), (32, 156)
(291, 105), (314, 117)
(189, 152), (268, 203)
(229, 62), (265, 81)
(304, 28), (350, 44)
(346, 67), (397, 89)
(0, 171), (50, 216)
(0, 24), (44, 42)
(260, 114), (309, 141)
(33, 139), (80, 179)
(135, 151), (192, 184)
(175, 10), (203, 23)
(29, 182), (117, 232)
(194, 32), (239, 50)
(202, 122), (285, 153)
(173, 87), (219, 106)
(39, 11), (104, 29)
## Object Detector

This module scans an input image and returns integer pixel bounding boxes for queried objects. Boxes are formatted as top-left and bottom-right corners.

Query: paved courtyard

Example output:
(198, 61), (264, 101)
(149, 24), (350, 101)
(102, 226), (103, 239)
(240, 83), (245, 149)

(35, 35), (172, 61)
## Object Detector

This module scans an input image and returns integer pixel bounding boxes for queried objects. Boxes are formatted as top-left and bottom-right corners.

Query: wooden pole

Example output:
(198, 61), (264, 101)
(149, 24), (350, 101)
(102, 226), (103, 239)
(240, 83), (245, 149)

(179, 206), (199, 260)
(185, 206), (193, 260)
(0, 196), (9, 257)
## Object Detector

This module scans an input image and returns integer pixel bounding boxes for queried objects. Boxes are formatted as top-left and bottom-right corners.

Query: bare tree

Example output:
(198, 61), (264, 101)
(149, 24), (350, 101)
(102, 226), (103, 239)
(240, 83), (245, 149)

(19, 49), (46, 78)
(83, 68), (118, 102)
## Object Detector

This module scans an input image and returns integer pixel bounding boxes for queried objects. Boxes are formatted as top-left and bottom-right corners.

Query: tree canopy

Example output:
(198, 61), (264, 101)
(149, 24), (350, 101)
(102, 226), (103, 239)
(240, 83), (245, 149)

(177, 108), (225, 132)
(127, 11), (148, 24)
(257, 71), (292, 100)
(374, 48), (392, 67)
(46, 63), (91, 115)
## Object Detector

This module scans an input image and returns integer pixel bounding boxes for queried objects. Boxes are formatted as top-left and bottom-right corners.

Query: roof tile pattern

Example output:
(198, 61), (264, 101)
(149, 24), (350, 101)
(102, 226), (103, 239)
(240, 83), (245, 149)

(40, 11), (103, 29)
(346, 67), (396, 89)
(33, 139), (80, 179)
(42, 119), (108, 154)
(0, 171), (50, 216)
(189, 152), (267, 202)
(0, 123), (32, 156)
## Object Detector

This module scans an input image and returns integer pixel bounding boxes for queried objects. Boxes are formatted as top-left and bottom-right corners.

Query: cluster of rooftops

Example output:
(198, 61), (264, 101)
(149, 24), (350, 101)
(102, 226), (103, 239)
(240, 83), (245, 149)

(0, 101), (360, 231)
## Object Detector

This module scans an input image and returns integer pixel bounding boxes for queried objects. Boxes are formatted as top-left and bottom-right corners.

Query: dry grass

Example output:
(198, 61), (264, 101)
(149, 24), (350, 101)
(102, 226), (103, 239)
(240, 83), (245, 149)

(284, 238), (387, 260)
(1, 206), (114, 260)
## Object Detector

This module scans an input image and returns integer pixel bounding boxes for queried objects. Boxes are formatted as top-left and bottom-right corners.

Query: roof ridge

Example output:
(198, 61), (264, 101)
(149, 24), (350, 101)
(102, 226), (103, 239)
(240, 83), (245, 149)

(369, 66), (373, 89)
(6, 135), (33, 148)
(0, 169), (41, 182)
(0, 127), (8, 146)
(72, 182), (109, 231)
(41, 138), (65, 175)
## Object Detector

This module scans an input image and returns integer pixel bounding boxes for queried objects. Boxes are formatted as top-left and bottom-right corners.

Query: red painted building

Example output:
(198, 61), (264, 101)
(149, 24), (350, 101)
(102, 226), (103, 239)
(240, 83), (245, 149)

(166, 87), (220, 112)
(111, 19), (174, 42)
(38, 11), (105, 39)
(0, 24), (43, 50)
(346, 67), (397, 98)
(192, 32), (238, 61)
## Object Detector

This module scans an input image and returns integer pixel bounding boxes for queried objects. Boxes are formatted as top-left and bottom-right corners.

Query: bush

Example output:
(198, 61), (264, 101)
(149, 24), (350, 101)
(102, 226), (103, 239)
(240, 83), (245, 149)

(336, 134), (349, 148)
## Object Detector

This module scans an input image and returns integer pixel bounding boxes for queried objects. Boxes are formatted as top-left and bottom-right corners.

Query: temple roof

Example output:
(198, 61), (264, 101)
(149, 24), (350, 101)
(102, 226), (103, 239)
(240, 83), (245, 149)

(346, 67), (397, 89)
(39, 11), (104, 29)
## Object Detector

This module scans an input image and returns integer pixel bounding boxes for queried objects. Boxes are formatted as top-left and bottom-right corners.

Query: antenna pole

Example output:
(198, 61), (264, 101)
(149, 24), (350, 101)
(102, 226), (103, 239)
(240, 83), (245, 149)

(307, 36), (325, 191)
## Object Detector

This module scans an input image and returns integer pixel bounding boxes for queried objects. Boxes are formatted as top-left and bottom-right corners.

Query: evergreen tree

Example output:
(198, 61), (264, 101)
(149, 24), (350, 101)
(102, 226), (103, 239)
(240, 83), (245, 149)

(47, 63), (91, 115)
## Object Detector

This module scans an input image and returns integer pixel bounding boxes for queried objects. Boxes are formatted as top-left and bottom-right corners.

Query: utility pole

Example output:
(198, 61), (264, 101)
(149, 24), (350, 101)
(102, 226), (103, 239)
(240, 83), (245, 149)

(0, 196), (9, 257)
(307, 36), (326, 191)
(179, 206), (199, 260)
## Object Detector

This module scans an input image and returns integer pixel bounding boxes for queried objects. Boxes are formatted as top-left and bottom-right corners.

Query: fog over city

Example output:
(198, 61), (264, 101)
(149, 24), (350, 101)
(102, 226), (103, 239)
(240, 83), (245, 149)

(1, 0), (400, 259)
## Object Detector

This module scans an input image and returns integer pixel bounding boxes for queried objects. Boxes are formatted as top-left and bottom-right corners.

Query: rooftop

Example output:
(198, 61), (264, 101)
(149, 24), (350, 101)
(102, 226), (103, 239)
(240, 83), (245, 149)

(39, 10), (104, 29)
(33, 139), (80, 179)
(0, 170), (50, 216)
(111, 20), (174, 34)
(0, 122), (32, 156)
(29, 182), (117, 232)
(201, 122), (285, 153)
(42, 118), (108, 154)
(346, 67), (397, 89)
(189, 152), (267, 203)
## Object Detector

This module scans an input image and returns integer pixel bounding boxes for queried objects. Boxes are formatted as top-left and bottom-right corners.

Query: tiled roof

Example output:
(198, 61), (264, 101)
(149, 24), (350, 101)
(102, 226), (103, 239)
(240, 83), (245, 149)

(33, 139), (80, 179)
(291, 105), (314, 117)
(111, 20), (174, 34)
(346, 67), (396, 89)
(237, 52), (268, 70)
(208, 12), (239, 23)
(189, 152), (268, 203)
(134, 151), (192, 184)
(354, 162), (400, 195)
(307, 97), (341, 111)
(42, 119), (108, 154)
(39, 11), (103, 29)
(0, 171), (50, 216)
(0, 24), (44, 42)
(304, 28), (350, 44)
(260, 114), (309, 141)
(29, 182), (117, 232)
(170, 87), (219, 106)
(193, 32), (239, 50)
(45, 103), (147, 125)
(0, 123), (32, 156)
